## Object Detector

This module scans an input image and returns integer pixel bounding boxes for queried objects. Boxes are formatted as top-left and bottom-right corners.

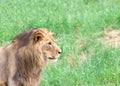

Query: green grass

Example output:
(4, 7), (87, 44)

(0, 0), (120, 86)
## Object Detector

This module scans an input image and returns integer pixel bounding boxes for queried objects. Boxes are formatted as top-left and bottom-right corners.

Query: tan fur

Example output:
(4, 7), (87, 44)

(0, 28), (61, 86)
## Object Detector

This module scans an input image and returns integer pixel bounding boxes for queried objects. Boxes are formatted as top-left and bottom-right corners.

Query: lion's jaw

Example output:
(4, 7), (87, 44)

(42, 47), (61, 62)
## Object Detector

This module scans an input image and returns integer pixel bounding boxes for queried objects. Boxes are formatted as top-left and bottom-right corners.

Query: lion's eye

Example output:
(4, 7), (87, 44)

(48, 42), (52, 45)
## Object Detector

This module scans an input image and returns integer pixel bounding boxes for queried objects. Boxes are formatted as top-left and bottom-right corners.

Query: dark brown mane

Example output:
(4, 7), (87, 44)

(13, 29), (45, 85)
(13, 29), (33, 47)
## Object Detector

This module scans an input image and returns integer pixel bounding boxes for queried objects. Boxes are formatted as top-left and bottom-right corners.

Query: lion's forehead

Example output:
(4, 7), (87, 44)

(44, 35), (55, 42)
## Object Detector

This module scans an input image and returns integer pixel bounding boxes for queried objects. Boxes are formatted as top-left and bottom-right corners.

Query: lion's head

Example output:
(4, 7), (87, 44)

(33, 28), (61, 62)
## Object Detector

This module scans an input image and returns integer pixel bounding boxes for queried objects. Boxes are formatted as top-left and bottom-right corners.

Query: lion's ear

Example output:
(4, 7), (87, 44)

(33, 31), (44, 43)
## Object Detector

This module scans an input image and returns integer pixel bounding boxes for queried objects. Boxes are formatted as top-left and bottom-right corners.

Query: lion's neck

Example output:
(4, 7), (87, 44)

(14, 47), (45, 85)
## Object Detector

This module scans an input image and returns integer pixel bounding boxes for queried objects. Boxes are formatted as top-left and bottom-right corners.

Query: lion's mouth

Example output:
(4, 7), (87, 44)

(48, 55), (60, 62)
(48, 57), (57, 62)
(48, 56), (57, 60)
(49, 57), (55, 60)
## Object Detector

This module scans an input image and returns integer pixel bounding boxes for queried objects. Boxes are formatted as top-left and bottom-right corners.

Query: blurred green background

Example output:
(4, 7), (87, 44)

(0, 0), (120, 86)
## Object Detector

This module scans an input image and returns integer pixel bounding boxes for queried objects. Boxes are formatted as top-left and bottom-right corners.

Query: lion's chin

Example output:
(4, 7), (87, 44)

(50, 58), (58, 62)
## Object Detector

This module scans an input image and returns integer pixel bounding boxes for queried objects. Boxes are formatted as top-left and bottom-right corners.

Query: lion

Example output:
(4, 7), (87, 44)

(0, 28), (61, 86)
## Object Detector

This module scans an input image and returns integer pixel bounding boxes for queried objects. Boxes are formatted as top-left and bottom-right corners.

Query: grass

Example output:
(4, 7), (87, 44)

(0, 0), (120, 86)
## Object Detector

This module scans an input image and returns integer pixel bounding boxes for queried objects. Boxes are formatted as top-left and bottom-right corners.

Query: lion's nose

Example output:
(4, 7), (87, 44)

(58, 49), (62, 54)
